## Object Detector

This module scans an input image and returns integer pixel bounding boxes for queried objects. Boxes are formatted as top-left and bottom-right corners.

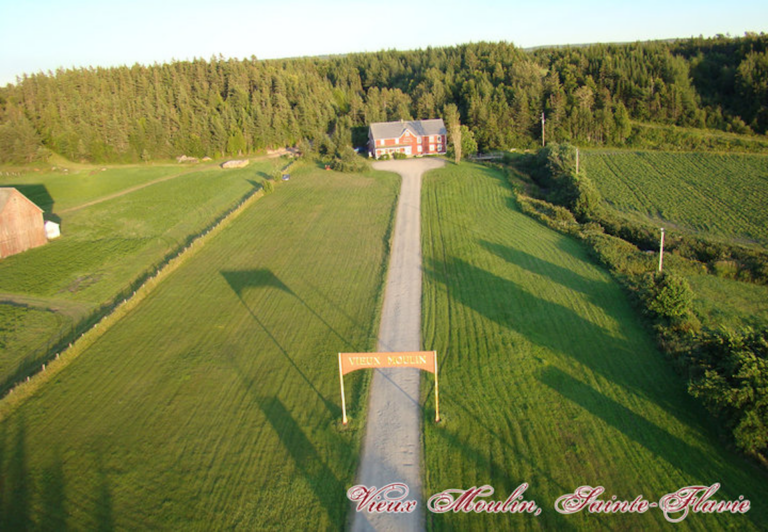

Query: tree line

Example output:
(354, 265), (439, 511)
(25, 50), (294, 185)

(0, 33), (766, 164)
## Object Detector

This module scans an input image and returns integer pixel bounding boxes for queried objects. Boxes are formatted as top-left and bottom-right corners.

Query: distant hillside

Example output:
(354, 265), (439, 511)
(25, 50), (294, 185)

(0, 34), (766, 163)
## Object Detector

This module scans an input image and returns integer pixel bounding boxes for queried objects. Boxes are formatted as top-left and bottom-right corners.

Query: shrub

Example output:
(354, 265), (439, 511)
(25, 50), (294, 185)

(330, 146), (370, 172)
(583, 232), (652, 275)
(641, 272), (695, 322)
(689, 328), (768, 457)
(262, 180), (274, 194)
(392, 152), (407, 160)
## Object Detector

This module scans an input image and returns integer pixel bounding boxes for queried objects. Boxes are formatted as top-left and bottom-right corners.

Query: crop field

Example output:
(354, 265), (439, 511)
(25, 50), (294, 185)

(583, 151), (768, 245)
(420, 163), (767, 530)
(0, 165), (399, 529)
(0, 161), (278, 395)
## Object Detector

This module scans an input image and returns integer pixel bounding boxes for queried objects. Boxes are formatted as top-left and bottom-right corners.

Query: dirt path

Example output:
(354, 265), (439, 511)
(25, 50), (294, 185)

(351, 158), (445, 532)
(0, 292), (93, 320)
(58, 164), (218, 214)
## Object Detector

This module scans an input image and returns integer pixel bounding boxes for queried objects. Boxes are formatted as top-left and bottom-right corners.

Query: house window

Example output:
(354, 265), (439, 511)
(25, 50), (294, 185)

(417, 137), (422, 144)
(417, 145), (423, 153)
(430, 145), (435, 152)
(438, 145), (443, 152)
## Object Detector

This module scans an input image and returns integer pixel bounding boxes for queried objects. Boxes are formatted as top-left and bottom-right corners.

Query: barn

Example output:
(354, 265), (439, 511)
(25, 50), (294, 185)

(0, 187), (47, 259)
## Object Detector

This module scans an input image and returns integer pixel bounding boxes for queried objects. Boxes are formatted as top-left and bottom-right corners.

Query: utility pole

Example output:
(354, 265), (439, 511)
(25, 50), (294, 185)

(541, 112), (546, 147)
(658, 228), (665, 273)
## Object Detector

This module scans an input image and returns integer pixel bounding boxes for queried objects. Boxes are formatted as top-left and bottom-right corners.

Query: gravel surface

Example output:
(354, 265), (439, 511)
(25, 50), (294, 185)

(350, 158), (445, 532)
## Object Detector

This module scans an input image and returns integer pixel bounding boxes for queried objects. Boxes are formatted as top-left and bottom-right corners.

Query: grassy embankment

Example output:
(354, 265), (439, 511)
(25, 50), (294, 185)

(420, 162), (767, 530)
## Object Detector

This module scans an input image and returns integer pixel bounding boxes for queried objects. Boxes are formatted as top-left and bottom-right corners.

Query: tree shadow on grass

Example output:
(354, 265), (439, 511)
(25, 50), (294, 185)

(428, 415), (577, 531)
(422, 255), (699, 430)
(538, 366), (765, 527)
(479, 239), (611, 302)
(245, 178), (265, 191)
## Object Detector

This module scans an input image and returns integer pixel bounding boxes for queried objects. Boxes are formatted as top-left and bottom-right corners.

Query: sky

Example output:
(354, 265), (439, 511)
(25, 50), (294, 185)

(1, 0), (767, 86)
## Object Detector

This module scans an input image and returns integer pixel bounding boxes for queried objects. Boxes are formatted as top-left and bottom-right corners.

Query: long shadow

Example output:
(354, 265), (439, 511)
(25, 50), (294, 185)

(429, 424), (576, 531)
(221, 269), (361, 351)
(220, 269), (343, 414)
(302, 279), (376, 346)
(257, 396), (346, 524)
(423, 255), (700, 429)
(39, 446), (68, 531)
(539, 366), (765, 528)
(0, 415), (31, 531)
(245, 178), (265, 190)
(479, 239), (611, 301)
(94, 454), (114, 532)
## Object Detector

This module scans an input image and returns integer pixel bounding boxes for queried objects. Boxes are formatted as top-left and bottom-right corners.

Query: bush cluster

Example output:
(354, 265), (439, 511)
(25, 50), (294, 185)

(329, 146), (370, 173)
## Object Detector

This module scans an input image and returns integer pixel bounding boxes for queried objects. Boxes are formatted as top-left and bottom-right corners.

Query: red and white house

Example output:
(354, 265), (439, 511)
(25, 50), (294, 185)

(368, 119), (447, 159)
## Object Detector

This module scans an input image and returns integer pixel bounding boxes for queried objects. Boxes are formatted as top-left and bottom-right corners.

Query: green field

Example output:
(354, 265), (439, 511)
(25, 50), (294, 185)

(582, 149), (768, 329)
(0, 161), (279, 394)
(583, 151), (768, 245)
(420, 163), (767, 530)
(0, 165), (398, 529)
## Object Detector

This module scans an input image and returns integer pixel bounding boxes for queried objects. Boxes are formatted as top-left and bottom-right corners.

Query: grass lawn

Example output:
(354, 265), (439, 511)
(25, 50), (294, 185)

(687, 274), (768, 330)
(420, 162), (767, 530)
(0, 161), (281, 394)
(0, 164), (398, 529)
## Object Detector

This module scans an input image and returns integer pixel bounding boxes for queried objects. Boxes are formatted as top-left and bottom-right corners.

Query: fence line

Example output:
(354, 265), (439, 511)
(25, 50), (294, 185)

(0, 186), (265, 420)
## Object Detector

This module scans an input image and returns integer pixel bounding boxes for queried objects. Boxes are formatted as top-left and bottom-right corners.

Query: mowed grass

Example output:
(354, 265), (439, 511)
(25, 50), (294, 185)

(0, 165), (398, 529)
(420, 163), (767, 530)
(0, 162), (275, 393)
(0, 165), (187, 212)
(583, 150), (768, 245)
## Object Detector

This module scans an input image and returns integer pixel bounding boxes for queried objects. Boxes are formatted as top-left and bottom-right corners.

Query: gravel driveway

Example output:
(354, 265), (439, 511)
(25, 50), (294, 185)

(350, 158), (445, 532)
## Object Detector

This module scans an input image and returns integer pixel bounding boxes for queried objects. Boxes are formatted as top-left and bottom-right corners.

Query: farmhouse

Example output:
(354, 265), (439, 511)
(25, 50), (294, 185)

(0, 187), (47, 259)
(368, 119), (447, 159)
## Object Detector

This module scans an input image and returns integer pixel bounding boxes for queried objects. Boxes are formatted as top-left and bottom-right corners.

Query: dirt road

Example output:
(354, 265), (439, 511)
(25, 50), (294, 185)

(351, 158), (445, 532)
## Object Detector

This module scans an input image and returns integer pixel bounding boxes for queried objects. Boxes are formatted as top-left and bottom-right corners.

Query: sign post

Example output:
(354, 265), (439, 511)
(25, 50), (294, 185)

(434, 354), (440, 422)
(338, 353), (348, 425)
(338, 351), (439, 424)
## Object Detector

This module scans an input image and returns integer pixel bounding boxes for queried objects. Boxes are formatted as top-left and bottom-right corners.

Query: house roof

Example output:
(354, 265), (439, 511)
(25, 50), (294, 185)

(369, 119), (446, 140)
(0, 188), (44, 214)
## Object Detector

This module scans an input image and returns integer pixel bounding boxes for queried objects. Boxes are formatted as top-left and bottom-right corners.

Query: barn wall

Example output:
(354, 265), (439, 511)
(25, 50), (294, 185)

(0, 192), (46, 258)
